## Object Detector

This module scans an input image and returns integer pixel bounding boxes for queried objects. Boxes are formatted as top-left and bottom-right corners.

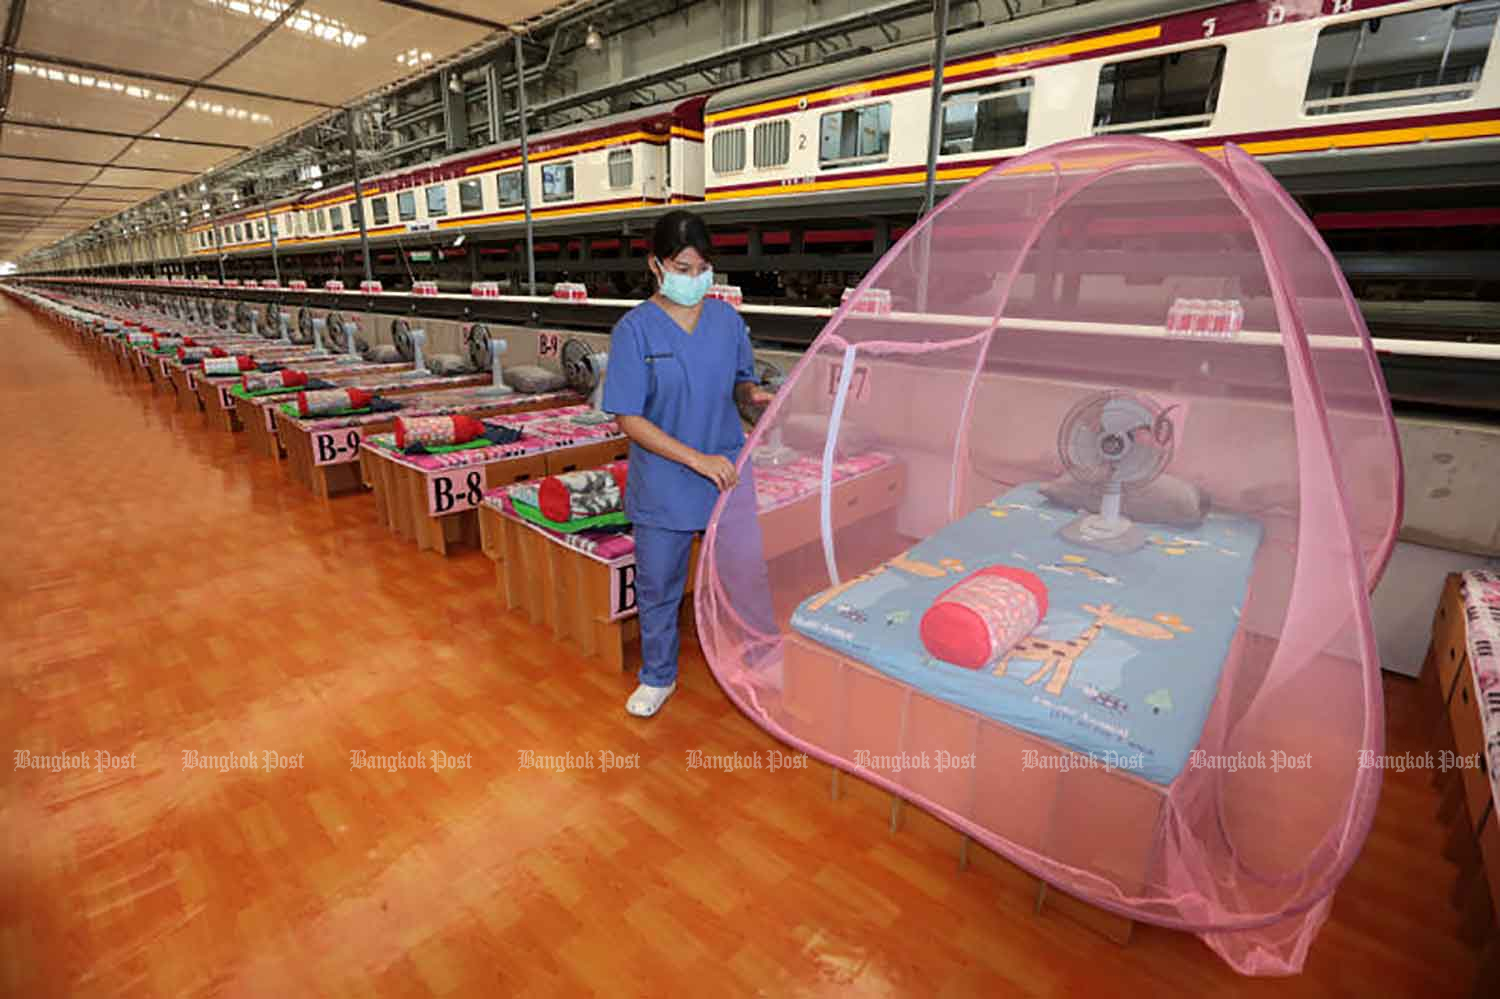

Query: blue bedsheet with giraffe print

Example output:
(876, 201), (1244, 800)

(789, 483), (1264, 785)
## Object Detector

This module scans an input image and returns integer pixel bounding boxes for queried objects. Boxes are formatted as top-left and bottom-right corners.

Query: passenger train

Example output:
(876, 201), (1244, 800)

(51, 0), (1500, 303)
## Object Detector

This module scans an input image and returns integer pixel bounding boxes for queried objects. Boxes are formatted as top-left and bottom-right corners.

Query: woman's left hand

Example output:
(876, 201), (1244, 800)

(747, 386), (775, 408)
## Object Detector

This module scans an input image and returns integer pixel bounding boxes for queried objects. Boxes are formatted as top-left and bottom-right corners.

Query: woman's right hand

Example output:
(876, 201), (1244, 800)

(692, 452), (738, 491)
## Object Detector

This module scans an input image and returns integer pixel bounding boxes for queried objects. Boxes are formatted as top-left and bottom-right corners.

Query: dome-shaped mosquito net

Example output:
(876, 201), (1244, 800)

(697, 136), (1402, 975)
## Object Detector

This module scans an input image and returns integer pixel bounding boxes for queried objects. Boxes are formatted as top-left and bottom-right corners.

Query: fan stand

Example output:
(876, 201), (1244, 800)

(474, 337), (514, 397)
(342, 322), (360, 356)
(752, 424), (797, 466)
(409, 328), (429, 374)
(310, 318), (328, 355)
(245, 312), (259, 338)
(1060, 483), (1147, 554)
(277, 315), (292, 344)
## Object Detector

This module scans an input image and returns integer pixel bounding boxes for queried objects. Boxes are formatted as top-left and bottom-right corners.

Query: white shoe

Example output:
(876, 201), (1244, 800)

(626, 682), (676, 718)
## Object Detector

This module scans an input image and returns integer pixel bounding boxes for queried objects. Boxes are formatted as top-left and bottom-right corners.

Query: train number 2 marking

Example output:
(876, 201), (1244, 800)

(539, 333), (560, 358)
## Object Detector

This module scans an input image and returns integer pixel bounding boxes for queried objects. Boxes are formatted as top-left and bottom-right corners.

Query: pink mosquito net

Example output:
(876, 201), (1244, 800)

(697, 136), (1402, 976)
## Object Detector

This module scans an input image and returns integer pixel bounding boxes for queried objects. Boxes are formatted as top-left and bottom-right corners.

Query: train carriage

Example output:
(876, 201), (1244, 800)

(190, 97), (708, 259)
(699, 0), (1500, 214)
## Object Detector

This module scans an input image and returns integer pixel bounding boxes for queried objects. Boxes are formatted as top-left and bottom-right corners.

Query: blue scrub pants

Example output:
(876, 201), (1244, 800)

(635, 474), (775, 688)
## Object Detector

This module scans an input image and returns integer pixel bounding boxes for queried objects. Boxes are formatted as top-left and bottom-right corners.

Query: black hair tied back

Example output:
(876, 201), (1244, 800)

(650, 209), (712, 266)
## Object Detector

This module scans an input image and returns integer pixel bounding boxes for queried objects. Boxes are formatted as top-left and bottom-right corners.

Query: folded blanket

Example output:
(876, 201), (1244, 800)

(537, 461), (629, 523)
(126, 332), (154, 346)
(298, 388), (373, 416)
(177, 347), (212, 364)
(241, 369), (308, 392)
(202, 355), (256, 376)
(510, 493), (631, 534)
(152, 335), (184, 351)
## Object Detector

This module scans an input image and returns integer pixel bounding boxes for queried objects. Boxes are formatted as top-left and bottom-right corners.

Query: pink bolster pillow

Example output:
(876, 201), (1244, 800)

(919, 566), (1048, 671)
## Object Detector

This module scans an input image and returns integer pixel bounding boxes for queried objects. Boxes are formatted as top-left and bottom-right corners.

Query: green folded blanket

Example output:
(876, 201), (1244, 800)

(231, 383), (303, 400)
(510, 495), (630, 533)
(374, 436), (495, 455)
(279, 402), (373, 419)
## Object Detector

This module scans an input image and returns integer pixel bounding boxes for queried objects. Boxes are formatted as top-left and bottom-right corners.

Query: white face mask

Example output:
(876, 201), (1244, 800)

(659, 268), (713, 307)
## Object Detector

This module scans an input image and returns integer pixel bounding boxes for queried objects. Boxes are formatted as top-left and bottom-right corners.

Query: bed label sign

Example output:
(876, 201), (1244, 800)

(185, 370), (197, 392)
(827, 363), (871, 402)
(428, 469), (486, 516)
(312, 429), (363, 466)
(609, 560), (638, 620)
(263, 405), (277, 433)
(217, 385), (236, 410)
(158, 357), (171, 378)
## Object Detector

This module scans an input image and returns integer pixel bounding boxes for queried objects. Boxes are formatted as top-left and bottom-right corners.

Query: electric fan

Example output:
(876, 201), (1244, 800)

(561, 337), (610, 418)
(262, 303), (282, 339)
(234, 301), (253, 335)
(465, 323), (514, 396)
(327, 311), (365, 355)
(294, 307), (315, 345)
(211, 299), (230, 329)
(1056, 390), (1175, 554)
(392, 319), (429, 373)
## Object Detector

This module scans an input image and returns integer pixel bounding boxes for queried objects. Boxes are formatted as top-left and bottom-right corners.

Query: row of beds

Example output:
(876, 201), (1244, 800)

(22, 286), (1274, 944)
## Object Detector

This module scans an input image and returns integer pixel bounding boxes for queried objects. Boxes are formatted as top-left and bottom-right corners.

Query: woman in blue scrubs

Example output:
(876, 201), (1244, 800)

(603, 210), (774, 717)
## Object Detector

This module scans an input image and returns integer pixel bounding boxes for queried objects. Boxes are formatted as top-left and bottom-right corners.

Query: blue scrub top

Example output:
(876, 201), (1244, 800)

(602, 298), (755, 532)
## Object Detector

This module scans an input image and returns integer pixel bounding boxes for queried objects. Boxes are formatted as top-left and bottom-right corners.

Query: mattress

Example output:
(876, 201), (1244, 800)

(790, 483), (1263, 785)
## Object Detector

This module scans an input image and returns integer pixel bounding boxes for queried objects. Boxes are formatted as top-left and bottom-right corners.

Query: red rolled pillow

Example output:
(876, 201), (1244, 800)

(297, 387), (374, 416)
(394, 414), (485, 449)
(240, 369), (308, 392)
(919, 566), (1048, 671)
(537, 461), (628, 523)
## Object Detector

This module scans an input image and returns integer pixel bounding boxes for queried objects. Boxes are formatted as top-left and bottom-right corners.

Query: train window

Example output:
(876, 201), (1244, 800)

(371, 197), (390, 226)
(256, 220), (266, 240)
(1304, 1), (1495, 116)
(318, 209), (328, 232)
(349, 201), (362, 227)
(397, 191), (417, 221)
(237, 223), (246, 242)
(330, 206), (344, 232)
(542, 161), (575, 202)
(425, 184), (448, 217)
(752, 119), (791, 168)
(1093, 46), (1225, 133)
(497, 170), (523, 207)
(941, 78), (1031, 154)
(712, 128), (746, 174)
(459, 178), (484, 212)
(819, 103), (892, 169)
(608, 149), (633, 188)
(269, 218), (278, 238)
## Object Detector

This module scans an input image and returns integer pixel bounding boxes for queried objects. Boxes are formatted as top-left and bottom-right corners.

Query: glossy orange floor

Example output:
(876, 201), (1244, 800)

(0, 296), (1477, 997)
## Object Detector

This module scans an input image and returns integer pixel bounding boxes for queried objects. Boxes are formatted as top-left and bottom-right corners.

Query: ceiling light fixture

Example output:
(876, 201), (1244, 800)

(585, 25), (603, 51)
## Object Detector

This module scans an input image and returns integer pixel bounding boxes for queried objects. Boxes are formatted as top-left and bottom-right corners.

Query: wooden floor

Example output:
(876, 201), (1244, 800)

(0, 297), (1477, 997)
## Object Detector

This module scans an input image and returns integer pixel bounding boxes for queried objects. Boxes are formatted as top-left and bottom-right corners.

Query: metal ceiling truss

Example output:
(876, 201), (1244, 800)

(21, 0), (1020, 267)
